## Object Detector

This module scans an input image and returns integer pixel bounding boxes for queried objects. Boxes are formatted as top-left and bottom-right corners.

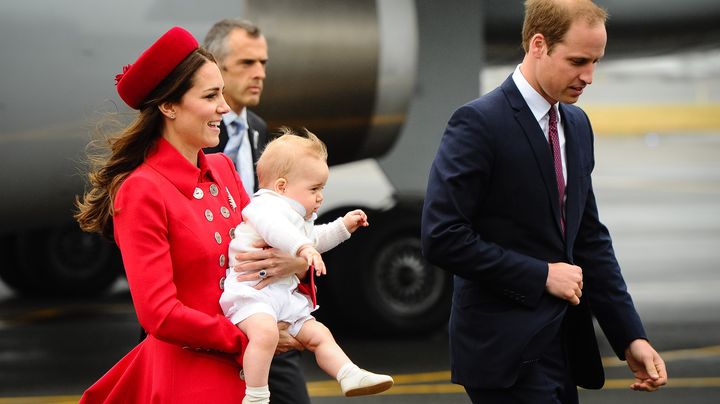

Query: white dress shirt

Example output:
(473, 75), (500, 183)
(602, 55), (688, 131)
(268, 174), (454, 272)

(512, 65), (567, 185)
(222, 109), (255, 196)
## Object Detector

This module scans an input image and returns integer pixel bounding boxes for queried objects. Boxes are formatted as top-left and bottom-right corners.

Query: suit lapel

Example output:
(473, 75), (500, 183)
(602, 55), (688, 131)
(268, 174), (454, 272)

(246, 110), (270, 193)
(502, 78), (564, 237)
(247, 126), (259, 162)
(561, 105), (581, 246)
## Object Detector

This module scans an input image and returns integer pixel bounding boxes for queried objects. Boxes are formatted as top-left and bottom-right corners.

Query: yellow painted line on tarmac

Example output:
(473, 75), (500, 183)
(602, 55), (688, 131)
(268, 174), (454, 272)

(2, 345), (720, 402)
(583, 103), (720, 135)
(307, 377), (465, 397)
(307, 370), (462, 396)
(306, 377), (720, 397)
(308, 344), (720, 397)
(2, 377), (720, 402)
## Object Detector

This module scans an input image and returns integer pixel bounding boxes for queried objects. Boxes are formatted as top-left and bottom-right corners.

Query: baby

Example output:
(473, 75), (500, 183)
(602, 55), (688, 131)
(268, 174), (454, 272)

(220, 127), (393, 404)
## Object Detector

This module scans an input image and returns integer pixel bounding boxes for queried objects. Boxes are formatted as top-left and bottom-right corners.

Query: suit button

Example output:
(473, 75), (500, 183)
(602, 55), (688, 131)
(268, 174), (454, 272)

(219, 254), (226, 268)
(219, 276), (226, 290)
(229, 227), (236, 239)
(220, 206), (230, 218)
(193, 187), (204, 199)
(205, 209), (214, 221)
(209, 184), (219, 196)
(214, 232), (222, 244)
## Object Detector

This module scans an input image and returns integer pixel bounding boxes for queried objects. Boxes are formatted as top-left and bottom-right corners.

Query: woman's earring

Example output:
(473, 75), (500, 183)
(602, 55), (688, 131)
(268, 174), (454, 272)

(169, 114), (176, 119)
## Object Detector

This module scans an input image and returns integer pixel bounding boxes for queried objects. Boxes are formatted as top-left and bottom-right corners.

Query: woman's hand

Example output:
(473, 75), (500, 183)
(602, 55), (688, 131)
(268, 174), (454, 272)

(275, 322), (305, 353)
(233, 241), (309, 289)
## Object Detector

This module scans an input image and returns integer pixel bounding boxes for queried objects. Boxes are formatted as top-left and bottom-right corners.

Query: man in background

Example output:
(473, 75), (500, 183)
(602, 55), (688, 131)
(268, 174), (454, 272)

(204, 19), (268, 197)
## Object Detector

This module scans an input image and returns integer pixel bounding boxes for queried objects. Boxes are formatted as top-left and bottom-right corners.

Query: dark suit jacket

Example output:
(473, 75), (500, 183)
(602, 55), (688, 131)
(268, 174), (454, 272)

(421, 76), (646, 390)
(204, 110), (269, 193)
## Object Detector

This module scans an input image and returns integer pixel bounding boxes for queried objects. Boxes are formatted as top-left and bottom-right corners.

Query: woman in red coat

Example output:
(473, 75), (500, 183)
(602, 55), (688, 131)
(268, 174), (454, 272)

(75, 27), (306, 403)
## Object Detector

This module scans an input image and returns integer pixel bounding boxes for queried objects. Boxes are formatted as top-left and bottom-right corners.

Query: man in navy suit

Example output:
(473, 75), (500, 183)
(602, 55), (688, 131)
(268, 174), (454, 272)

(204, 19), (313, 404)
(421, 1), (667, 402)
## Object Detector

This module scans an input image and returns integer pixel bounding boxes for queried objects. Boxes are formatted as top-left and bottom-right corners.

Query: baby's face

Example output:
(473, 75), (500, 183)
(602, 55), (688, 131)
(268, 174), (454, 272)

(282, 156), (329, 219)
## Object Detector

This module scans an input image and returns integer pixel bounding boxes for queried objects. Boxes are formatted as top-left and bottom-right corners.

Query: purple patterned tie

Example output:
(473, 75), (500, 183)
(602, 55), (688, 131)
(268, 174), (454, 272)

(548, 106), (565, 234)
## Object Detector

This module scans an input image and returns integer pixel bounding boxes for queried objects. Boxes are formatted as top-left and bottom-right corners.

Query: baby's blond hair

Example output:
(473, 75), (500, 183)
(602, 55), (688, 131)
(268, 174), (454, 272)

(256, 127), (328, 188)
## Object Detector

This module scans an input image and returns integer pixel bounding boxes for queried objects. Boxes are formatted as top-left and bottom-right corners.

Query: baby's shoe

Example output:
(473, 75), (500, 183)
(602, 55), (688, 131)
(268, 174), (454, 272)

(339, 368), (394, 397)
(241, 396), (269, 404)
(242, 385), (270, 404)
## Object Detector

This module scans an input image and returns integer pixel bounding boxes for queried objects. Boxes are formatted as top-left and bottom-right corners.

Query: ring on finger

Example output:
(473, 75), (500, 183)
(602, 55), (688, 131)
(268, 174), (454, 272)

(258, 270), (268, 279)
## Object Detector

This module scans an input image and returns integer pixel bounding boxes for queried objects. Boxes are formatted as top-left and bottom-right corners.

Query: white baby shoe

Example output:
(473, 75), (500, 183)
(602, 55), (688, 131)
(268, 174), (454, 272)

(339, 368), (394, 397)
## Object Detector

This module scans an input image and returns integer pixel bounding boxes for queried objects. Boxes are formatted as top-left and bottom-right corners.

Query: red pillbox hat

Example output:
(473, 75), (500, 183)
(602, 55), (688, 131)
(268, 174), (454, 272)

(116, 26), (199, 109)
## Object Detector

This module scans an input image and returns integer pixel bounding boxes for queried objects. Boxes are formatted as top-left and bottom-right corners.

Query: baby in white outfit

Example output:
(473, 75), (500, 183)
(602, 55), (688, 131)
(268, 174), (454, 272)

(219, 128), (394, 404)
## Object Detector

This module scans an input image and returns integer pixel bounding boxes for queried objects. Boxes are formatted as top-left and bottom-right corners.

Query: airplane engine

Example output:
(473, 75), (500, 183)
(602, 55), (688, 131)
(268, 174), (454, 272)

(0, 0), (452, 334)
(1, 0), (718, 333)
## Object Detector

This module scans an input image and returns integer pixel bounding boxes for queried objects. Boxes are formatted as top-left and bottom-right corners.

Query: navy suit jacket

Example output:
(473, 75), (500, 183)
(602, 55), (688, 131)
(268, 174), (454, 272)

(204, 110), (269, 192)
(421, 76), (646, 389)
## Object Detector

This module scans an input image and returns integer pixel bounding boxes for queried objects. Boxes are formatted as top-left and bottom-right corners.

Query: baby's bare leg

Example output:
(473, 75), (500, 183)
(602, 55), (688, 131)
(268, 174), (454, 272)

(295, 319), (351, 378)
(237, 313), (279, 387)
(296, 319), (394, 397)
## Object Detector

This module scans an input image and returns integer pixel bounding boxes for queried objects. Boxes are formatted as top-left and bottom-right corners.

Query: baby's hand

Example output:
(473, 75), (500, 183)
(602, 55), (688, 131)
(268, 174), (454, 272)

(298, 245), (326, 276)
(343, 209), (369, 233)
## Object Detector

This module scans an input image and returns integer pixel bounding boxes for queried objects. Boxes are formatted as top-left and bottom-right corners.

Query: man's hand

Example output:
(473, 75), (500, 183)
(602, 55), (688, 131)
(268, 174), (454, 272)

(625, 339), (668, 392)
(276, 322), (304, 354)
(546, 262), (583, 305)
(233, 242), (308, 289)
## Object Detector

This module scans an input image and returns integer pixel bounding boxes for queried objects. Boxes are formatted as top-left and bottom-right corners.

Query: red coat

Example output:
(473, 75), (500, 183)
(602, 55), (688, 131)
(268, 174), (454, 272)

(80, 138), (251, 403)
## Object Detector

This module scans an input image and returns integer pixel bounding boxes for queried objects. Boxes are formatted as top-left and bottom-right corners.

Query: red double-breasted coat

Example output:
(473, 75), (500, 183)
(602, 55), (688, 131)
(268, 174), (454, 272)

(80, 138), (251, 403)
